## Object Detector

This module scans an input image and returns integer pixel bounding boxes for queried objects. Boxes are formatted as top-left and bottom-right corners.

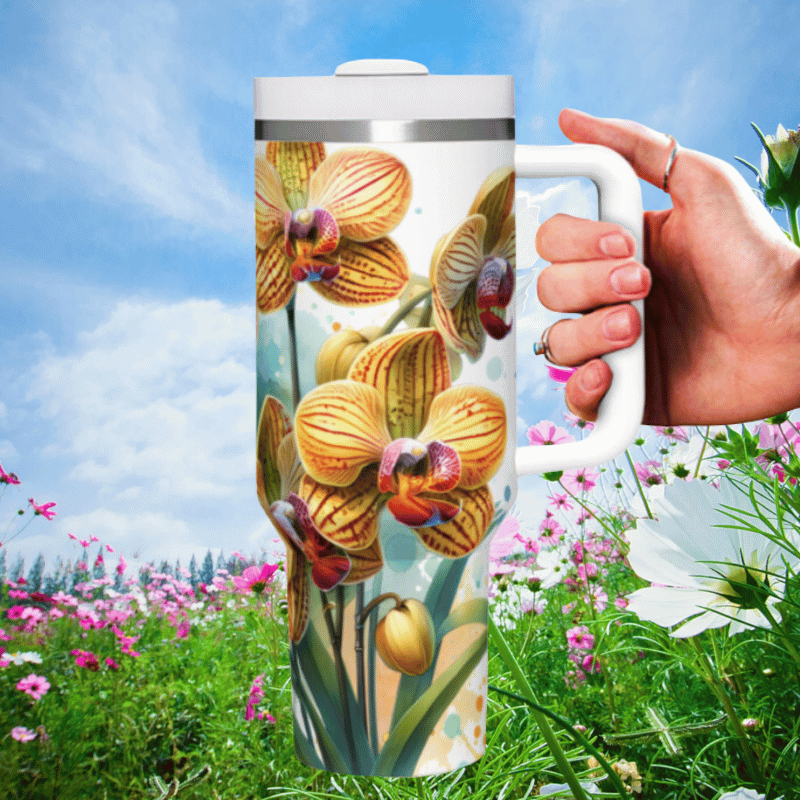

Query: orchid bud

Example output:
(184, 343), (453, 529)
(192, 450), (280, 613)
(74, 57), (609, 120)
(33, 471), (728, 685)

(375, 598), (435, 676)
(314, 326), (381, 384)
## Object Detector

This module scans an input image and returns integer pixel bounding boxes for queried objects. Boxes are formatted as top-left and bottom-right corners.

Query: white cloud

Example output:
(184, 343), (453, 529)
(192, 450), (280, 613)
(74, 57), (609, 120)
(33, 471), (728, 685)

(25, 299), (254, 501)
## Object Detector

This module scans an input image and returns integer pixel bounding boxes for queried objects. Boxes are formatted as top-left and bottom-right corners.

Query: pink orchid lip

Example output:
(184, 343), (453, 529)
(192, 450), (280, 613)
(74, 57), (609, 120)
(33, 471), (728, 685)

(377, 439), (461, 494)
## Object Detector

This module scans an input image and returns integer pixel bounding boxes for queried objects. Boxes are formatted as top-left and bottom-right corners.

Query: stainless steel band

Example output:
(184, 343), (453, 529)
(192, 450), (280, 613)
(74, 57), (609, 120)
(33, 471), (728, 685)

(254, 118), (514, 142)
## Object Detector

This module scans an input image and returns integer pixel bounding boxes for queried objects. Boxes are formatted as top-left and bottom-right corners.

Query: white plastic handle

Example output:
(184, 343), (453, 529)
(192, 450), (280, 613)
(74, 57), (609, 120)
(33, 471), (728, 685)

(514, 144), (645, 475)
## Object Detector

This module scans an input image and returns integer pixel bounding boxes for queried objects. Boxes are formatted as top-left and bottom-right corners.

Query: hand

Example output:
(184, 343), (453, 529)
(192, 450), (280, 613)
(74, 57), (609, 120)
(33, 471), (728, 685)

(535, 108), (800, 425)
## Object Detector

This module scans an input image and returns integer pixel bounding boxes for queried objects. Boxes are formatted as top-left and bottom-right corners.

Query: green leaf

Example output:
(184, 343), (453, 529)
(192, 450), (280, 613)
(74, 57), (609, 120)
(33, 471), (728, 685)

(735, 156), (761, 177)
(542, 470), (563, 482)
(436, 598), (488, 639)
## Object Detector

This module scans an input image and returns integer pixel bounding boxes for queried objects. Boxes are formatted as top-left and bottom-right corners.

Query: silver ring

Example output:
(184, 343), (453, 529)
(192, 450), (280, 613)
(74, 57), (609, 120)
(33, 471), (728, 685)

(534, 323), (565, 366)
(663, 136), (679, 192)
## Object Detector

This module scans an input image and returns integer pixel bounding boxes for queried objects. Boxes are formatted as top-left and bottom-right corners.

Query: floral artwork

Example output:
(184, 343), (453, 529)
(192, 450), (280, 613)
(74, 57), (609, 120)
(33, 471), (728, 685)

(256, 139), (515, 776)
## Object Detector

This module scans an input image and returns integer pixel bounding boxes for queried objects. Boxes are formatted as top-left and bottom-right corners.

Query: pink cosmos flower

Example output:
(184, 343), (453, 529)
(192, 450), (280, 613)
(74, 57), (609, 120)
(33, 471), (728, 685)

(28, 499), (56, 520)
(89, 534), (99, 543)
(564, 668), (587, 688)
(566, 625), (595, 650)
(0, 463), (21, 485)
(581, 654), (601, 674)
(11, 726), (37, 742)
(233, 563), (279, 594)
(16, 673), (50, 700)
(562, 468), (598, 494)
(71, 649), (100, 671)
(654, 425), (690, 442)
(538, 517), (565, 546)
(8, 590), (28, 599)
(490, 515), (522, 561)
(116, 555), (127, 576)
(527, 420), (575, 446)
(106, 657), (121, 671)
(635, 460), (663, 486)
(547, 493), (573, 511)
(105, 544), (115, 553)
(563, 412), (594, 431)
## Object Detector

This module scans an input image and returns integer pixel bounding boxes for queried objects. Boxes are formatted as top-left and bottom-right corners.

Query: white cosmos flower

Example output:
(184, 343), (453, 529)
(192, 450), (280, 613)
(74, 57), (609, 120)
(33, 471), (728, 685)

(533, 547), (572, 590)
(626, 479), (800, 638)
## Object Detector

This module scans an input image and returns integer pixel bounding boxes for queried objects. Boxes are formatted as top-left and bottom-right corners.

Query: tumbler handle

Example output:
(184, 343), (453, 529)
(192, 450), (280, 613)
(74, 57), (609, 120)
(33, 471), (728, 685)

(514, 144), (645, 475)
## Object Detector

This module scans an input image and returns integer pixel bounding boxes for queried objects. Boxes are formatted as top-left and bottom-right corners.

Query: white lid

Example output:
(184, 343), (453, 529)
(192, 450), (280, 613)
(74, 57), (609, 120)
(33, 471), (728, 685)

(254, 59), (513, 121)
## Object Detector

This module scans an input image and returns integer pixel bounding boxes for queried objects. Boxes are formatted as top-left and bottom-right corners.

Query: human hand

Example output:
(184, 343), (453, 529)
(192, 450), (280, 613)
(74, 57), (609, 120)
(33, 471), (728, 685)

(535, 108), (800, 425)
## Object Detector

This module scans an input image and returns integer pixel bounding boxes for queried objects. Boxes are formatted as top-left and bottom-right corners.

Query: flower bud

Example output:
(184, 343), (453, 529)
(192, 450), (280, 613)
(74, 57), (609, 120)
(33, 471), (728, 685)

(375, 598), (435, 676)
(314, 326), (381, 384)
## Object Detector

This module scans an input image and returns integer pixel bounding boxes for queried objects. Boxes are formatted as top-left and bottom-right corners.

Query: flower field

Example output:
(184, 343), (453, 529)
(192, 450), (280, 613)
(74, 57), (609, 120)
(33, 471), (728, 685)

(2, 415), (800, 799)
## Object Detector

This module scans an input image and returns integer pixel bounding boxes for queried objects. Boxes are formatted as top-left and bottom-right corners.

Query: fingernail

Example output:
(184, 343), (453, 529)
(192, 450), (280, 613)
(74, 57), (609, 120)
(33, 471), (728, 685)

(610, 264), (647, 295)
(580, 362), (603, 391)
(602, 308), (632, 341)
(599, 233), (632, 258)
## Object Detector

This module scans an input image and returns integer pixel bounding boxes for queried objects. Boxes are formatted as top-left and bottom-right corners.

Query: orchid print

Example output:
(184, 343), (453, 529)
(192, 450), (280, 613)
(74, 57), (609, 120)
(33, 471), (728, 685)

(256, 395), (383, 643)
(430, 167), (516, 361)
(255, 142), (413, 313)
(294, 328), (507, 559)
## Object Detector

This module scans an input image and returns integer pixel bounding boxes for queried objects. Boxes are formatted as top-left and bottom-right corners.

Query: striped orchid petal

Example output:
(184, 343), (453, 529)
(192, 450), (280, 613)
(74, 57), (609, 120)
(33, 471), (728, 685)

(347, 328), (451, 440)
(275, 433), (304, 499)
(265, 141), (326, 211)
(257, 396), (293, 506)
(386, 493), (461, 529)
(418, 385), (507, 489)
(491, 214), (516, 267)
(255, 156), (291, 249)
(307, 148), (412, 242)
(432, 284), (485, 362)
(431, 214), (486, 308)
(467, 167), (515, 254)
(256, 239), (296, 313)
(309, 237), (410, 306)
(342, 537), (384, 584)
(300, 466), (384, 551)
(414, 485), (494, 558)
(295, 381), (391, 487)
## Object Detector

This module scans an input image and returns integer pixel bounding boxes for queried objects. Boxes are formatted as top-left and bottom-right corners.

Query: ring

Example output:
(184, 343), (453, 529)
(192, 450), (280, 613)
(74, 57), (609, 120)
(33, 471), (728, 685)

(534, 323), (564, 366)
(663, 135), (679, 192)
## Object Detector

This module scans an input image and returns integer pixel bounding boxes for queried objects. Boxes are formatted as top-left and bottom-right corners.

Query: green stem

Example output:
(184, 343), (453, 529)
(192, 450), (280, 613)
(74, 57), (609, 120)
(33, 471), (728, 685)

(354, 583), (368, 749)
(688, 637), (764, 786)
(378, 288), (433, 337)
(787, 202), (800, 247)
(557, 480), (627, 551)
(488, 684), (631, 800)
(625, 449), (653, 519)
(693, 426), (711, 479)
(285, 294), (301, 408)
(753, 594), (800, 667)
(488, 617), (590, 800)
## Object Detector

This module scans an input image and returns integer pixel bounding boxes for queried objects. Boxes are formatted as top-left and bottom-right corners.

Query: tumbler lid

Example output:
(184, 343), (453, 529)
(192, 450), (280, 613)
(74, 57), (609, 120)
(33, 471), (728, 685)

(254, 60), (513, 124)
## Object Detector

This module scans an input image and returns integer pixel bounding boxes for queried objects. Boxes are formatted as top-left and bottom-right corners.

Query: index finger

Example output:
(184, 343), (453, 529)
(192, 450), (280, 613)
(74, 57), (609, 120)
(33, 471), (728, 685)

(559, 108), (684, 197)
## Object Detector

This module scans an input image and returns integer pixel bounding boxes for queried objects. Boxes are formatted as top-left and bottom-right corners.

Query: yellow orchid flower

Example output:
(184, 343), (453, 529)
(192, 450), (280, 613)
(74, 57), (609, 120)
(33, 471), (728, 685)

(430, 167), (516, 361)
(255, 142), (412, 313)
(294, 329), (507, 559)
(256, 395), (382, 643)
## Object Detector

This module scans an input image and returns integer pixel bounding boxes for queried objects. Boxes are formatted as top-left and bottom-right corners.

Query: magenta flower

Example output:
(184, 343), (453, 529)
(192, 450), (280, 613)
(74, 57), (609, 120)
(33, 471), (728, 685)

(566, 625), (595, 650)
(634, 459), (663, 486)
(538, 517), (565, 546)
(105, 544), (114, 553)
(16, 673), (50, 700)
(562, 468), (598, 494)
(562, 412), (594, 431)
(28, 498), (56, 520)
(233, 563), (279, 594)
(0, 463), (21, 485)
(106, 657), (121, 670)
(527, 420), (575, 446)
(654, 425), (690, 442)
(581, 654), (601, 674)
(11, 726), (37, 742)
(71, 649), (100, 671)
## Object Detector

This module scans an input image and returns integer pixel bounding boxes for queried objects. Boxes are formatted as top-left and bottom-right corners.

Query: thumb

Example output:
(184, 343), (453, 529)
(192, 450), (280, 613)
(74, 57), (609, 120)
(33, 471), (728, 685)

(559, 109), (683, 196)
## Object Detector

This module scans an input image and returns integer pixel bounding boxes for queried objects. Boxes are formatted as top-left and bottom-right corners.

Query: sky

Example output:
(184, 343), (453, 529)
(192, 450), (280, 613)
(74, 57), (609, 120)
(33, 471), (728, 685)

(1, 0), (799, 577)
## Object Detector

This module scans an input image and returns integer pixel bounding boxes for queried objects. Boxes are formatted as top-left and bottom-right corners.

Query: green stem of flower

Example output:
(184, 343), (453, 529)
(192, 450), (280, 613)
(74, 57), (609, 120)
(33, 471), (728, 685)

(557, 480), (627, 552)
(354, 582), (369, 751)
(285, 294), (301, 409)
(625, 449), (653, 520)
(693, 426), (711, 479)
(688, 636), (764, 785)
(488, 617), (591, 800)
(357, 592), (402, 626)
(378, 288), (433, 337)
(752, 594), (800, 667)
(787, 202), (800, 247)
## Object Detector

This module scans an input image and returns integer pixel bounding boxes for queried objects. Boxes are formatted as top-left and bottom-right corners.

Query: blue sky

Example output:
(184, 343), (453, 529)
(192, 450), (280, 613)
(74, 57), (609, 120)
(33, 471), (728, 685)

(1, 0), (799, 574)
